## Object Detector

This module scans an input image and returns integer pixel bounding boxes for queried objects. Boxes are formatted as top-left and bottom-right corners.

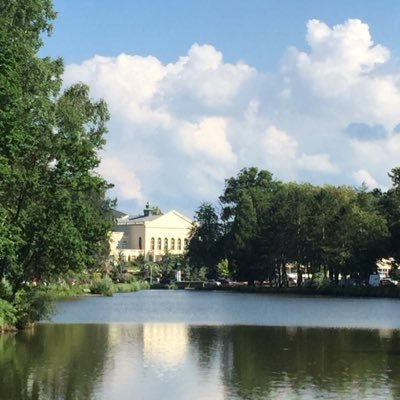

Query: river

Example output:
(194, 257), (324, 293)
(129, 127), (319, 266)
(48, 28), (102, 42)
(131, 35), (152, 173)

(1, 290), (400, 399)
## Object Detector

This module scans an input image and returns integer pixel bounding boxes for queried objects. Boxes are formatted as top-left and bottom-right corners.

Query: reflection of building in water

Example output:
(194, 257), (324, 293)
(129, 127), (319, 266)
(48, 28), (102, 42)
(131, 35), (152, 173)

(143, 324), (189, 366)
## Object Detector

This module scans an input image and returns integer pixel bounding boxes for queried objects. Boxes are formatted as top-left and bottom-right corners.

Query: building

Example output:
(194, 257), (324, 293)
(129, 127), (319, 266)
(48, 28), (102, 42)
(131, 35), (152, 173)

(110, 203), (192, 262)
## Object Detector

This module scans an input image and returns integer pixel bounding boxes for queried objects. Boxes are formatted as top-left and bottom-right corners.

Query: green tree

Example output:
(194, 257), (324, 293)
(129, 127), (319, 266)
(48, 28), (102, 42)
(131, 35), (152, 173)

(230, 192), (258, 280)
(0, 0), (113, 325)
(377, 168), (400, 264)
(187, 203), (222, 278)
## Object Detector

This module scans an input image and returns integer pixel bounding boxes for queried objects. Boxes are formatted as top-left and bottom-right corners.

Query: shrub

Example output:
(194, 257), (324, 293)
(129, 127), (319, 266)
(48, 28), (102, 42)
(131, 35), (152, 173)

(113, 280), (150, 293)
(312, 272), (332, 290)
(89, 276), (114, 296)
(13, 288), (54, 329)
(0, 299), (16, 329)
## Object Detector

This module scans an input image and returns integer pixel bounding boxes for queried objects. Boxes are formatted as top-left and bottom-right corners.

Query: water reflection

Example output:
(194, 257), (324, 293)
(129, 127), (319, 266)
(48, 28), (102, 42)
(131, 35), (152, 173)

(0, 325), (109, 400)
(1, 324), (400, 399)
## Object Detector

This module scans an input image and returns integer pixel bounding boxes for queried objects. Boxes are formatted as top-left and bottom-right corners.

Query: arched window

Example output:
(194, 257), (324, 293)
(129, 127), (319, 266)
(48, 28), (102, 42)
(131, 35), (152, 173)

(171, 238), (175, 250)
(184, 238), (188, 249)
(151, 238), (155, 250)
(164, 238), (168, 250)
(157, 238), (162, 250)
(177, 238), (182, 250)
(138, 237), (142, 250)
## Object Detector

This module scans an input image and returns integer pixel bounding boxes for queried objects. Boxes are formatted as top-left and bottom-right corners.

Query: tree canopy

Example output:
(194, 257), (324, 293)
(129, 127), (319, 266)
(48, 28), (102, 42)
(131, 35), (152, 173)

(187, 167), (396, 286)
(0, 0), (114, 293)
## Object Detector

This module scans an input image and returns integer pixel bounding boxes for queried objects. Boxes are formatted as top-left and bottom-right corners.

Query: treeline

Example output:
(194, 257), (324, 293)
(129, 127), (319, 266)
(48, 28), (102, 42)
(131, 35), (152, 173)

(187, 167), (400, 286)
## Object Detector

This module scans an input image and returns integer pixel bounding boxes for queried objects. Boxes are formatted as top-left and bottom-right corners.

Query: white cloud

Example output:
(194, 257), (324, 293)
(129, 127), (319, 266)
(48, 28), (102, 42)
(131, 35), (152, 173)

(178, 117), (236, 165)
(262, 126), (339, 176)
(297, 154), (339, 173)
(352, 169), (379, 189)
(63, 20), (400, 215)
(263, 126), (298, 159)
(98, 157), (144, 203)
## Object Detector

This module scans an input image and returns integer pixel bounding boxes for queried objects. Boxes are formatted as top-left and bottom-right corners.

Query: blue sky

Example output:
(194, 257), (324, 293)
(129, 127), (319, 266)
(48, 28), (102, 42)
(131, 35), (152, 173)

(41, 1), (400, 217)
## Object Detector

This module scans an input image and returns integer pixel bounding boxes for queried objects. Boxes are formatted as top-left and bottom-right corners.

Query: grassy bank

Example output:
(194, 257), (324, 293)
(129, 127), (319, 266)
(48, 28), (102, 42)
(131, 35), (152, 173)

(46, 279), (150, 298)
(0, 279), (150, 332)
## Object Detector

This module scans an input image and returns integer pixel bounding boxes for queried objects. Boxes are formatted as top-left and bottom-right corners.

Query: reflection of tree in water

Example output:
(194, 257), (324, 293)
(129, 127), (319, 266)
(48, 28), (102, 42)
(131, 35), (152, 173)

(0, 324), (110, 400)
(189, 326), (400, 399)
(188, 326), (221, 368)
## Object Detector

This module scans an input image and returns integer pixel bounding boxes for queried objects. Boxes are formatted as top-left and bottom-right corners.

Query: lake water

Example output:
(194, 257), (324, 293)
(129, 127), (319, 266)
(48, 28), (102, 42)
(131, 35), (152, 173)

(1, 290), (400, 399)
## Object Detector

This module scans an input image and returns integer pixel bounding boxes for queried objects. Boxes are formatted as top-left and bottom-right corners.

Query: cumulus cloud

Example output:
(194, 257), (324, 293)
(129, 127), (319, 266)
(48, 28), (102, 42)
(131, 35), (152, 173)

(352, 169), (379, 189)
(98, 157), (144, 202)
(64, 20), (400, 215)
(262, 126), (338, 175)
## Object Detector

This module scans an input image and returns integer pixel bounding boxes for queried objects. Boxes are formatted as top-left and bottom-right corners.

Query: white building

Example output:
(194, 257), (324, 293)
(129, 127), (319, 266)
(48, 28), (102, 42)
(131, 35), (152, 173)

(110, 204), (192, 262)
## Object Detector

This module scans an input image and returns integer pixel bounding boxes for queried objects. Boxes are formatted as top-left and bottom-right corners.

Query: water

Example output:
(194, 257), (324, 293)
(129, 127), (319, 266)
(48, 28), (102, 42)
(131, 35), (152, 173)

(1, 290), (400, 399)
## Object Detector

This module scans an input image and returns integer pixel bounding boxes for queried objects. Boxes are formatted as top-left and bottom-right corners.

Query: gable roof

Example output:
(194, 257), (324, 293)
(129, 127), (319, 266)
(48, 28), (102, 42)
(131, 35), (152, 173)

(114, 209), (192, 226)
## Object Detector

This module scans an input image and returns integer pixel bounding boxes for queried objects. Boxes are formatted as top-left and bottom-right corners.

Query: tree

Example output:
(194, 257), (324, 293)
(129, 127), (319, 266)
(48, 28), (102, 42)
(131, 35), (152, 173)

(230, 192), (258, 280)
(219, 168), (279, 282)
(186, 203), (222, 278)
(219, 167), (277, 223)
(0, 1), (113, 325)
(379, 167), (400, 263)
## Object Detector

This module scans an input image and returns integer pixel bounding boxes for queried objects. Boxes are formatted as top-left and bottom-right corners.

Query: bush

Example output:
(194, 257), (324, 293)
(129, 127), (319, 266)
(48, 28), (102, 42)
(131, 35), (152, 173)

(113, 280), (150, 293)
(89, 276), (114, 296)
(0, 299), (16, 329)
(13, 288), (54, 329)
(312, 272), (332, 290)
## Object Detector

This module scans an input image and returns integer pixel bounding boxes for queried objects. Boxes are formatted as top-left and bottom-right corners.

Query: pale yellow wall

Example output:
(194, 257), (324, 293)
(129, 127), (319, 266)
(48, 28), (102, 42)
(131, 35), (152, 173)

(110, 231), (124, 255)
(110, 210), (192, 261)
(127, 224), (146, 250)
(145, 211), (192, 260)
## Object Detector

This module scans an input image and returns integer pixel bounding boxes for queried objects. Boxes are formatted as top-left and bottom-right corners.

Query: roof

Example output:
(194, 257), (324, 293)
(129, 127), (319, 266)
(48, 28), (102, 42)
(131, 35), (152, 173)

(111, 209), (129, 219)
(114, 209), (192, 226)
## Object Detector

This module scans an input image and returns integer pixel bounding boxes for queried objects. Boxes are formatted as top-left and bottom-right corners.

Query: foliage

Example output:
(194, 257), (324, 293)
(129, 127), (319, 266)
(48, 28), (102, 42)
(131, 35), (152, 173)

(13, 288), (53, 329)
(0, 280), (13, 302)
(113, 281), (150, 293)
(0, 299), (16, 328)
(217, 258), (230, 279)
(186, 203), (222, 277)
(0, 0), (114, 308)
(312, 272), (332, 290)
(89, 276), (114, 296)
(187, 166), (396, 286)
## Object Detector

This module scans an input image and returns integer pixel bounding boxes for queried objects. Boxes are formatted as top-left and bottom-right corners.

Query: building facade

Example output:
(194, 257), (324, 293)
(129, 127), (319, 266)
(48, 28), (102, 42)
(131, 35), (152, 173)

(110, 205), (192, 262)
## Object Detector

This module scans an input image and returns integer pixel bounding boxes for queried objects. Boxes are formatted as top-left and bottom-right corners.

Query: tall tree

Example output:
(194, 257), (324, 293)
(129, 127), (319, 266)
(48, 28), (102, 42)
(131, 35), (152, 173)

(379, 168), (400, 263)
(186, 203), (222, 277)
(0, 0), (113, 292)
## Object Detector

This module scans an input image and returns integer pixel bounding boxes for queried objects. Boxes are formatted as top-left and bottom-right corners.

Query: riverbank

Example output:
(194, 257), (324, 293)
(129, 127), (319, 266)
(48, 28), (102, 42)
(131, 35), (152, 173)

(0, 280), (150, 333)
(208, 285), (400, 298)
(151, 281), (400, 298)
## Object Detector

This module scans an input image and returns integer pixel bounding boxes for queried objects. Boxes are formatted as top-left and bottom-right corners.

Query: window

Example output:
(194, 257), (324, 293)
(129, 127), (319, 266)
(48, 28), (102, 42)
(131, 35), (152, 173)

(171, 238), (175, 250)
(184, 239), (188, 249)
(138, 237), (142, 250)
(164, 238), (168, 250)
(157, 238), (162, 250)
(177, 238), (182, 250)
(151, 238), (155, 250)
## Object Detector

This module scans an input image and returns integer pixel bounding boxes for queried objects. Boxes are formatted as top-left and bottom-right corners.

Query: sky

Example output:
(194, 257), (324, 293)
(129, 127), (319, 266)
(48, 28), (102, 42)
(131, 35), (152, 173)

(41, 0), (400, 218)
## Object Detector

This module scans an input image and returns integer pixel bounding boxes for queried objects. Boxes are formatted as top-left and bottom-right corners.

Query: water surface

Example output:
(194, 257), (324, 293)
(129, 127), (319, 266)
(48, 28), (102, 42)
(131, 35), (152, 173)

(53, 289), (400, 329)
(1, 290), (400, 400)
